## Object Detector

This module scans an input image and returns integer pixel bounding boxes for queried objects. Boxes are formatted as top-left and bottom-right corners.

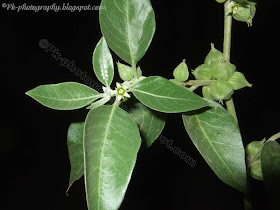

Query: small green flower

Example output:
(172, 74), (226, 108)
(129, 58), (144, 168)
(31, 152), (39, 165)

(114, 82), (131, 101)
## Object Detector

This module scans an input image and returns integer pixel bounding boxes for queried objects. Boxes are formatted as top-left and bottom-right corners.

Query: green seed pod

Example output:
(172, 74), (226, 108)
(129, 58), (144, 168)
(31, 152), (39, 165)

(173, 59), (189, 82)
(204, 43), (224, 65)
(245, 139), (266, 156)
(250, 161), (263, 181)
(117, 61), (134, 81)
(209, 80), (234, 101)
(210, 61), (236, 81)
(192, 64), (213, 80)
(227, 1), (257, 26)
(136, 66), (142, 78)
(202, 86), (213, 100)
(216, 0), (226, 3)
(228, 72), (252, 90)
(226, 62), (237, 78)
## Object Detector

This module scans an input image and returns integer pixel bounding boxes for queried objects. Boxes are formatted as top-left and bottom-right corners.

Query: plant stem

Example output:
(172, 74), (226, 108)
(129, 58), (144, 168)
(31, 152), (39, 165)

(268, 132), (280, 142)
(184, 80), (214, 87)
(223, 1), (239, 125)
(225, 99), (238, 125)
(223, 0), (232, 62)
(223, 1), (252, 210)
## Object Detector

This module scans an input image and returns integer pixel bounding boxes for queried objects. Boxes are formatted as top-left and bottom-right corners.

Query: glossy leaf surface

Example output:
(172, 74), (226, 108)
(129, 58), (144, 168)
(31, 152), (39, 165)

(99, 0), (156, 65)
(67, 122), (85, 193)
(129, 101), (165, 148)
(183, 100), (247, 192)
(84, 105), (141, 210)
(131, 76), (208, 113)
(26, 82), (100, 110)
(93, 37), (114, 86)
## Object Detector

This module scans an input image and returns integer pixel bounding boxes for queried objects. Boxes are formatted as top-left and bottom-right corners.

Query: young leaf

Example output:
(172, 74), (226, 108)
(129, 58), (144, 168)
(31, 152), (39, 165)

(67, 122), (85, 193)
(261, 141), (280, 209)
(129, 101), (166, 148)
(84, 105), (141, 210)
(26, 82), (101, 110)
(131, 76), (208, 113)
(93, 37), (114, 86)
(182, 99), (247, 193)
(99, 0), (156, 65)
(86, 96), (111, 110)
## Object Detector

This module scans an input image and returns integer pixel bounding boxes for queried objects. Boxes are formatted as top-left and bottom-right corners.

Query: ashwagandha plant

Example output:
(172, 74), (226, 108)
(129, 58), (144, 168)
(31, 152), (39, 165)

(25, 0), (280, 209)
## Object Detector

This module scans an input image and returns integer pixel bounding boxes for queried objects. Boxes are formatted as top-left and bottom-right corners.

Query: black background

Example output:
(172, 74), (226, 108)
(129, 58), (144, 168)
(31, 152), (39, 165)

(1, 0), (279, 209)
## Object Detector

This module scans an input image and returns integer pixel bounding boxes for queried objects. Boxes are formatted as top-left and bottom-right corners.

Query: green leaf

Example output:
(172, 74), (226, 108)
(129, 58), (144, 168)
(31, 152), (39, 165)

(87, 96), (111, 110)
(99, 0), (156, 65)
(84, 105), (141, 210)
(182, 99), (247, 193)
(261, 141), (280, 209)
(128, 101), (165, 148)
(26, 82), (101, 110)
(131, 76), (208, 113)
(93, 37), (114, 86)
(67, 122), (85, 193)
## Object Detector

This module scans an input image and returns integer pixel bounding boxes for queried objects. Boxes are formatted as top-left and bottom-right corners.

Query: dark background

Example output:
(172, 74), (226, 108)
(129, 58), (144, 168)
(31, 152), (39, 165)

(1, 0), (279, 209)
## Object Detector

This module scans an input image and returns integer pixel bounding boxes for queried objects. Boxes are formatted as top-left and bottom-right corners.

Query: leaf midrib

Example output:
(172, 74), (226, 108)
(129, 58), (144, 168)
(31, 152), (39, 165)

(28, 94), (99, 102)
(194, 115), (242, 188)
(97, 104), (118, 209)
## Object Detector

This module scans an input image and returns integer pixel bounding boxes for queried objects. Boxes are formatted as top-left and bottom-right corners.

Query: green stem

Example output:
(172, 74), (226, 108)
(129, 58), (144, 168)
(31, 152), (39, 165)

(223, 0), (232, 62)
(223, 1), (252, 210)
(132, 62), (138, 79)
(225, 99), (238, 125)
(223, 1), (238, 125)
(184, 80), (214, 87)
(268, 132), (280, 142)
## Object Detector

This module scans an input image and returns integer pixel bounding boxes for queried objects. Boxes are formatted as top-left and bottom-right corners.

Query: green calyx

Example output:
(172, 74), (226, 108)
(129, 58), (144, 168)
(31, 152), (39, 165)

(228, 72), (252, 90)
(173, 59), (189, 82)
(246, 139), (266, 157)
(227, 1), (257, 26)
(117, 62), (134, 81)
(209, 80), (234, 102)
(192, 64), (213, 80)
(202, 86), (213, 100)
(210, 60), (236, 81)
(204, 43), (224, 65)
(250, 160), (263, 181)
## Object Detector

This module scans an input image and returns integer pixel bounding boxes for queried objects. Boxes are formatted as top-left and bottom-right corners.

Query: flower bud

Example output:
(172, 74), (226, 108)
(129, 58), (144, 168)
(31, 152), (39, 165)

(173, 59), (189, 82)
(202, 86), (213, 100)
(250, 161), (263, 181)
(227, 1), (257, 26)
(204, 43), (224, 65)
(192, 64), (213, 80)
(117, 62), (134, 81)
(210, 61), (236, 81)
(245, 139), (265, 156)
(228, 72), (252, 90)
(209, 80), (234, 101)
(137, 66), (142, 78)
